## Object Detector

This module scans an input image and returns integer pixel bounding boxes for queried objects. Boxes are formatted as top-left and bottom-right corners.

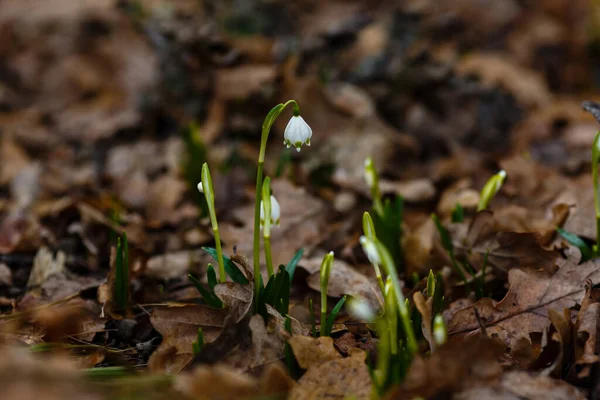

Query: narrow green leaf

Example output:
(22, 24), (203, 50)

(451, 203), (464, 223)
(188, 274), (222, 308)
(201, 247), (248, 284)
(207, 264), (218, 290)
(192, 328), (204, 355)
(557, 228), (593, 262)
(432, 214), (453, 252)
(323, 296), (347, 337)
(285, 248), (304, 283)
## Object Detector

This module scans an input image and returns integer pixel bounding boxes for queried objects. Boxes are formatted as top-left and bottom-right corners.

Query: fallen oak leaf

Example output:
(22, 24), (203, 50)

(383, 336), (505, 400)
(448, 254), (600, 354)
(289, 346), (371, 400)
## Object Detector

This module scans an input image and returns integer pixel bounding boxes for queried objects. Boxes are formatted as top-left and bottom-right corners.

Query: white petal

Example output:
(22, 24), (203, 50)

(270, 195), (280, 226)
(197, 182), (204, 193)
(360, 236), (381, 265)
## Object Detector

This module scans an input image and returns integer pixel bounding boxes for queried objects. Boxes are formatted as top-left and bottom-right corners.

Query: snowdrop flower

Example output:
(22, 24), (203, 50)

(283, 115), (312, 152)
(347, 296), (376, 323)
(433, 314), (447, 346)
(364, 157), (376, 192)
(360, 235), (381, 265)
(260, 195), (280, 227)
(197, 181), (203, 193)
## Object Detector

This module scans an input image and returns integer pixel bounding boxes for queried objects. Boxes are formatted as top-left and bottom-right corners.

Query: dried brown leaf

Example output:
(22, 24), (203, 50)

(290, 347), (371, 400)
(448, 255), (600, 353)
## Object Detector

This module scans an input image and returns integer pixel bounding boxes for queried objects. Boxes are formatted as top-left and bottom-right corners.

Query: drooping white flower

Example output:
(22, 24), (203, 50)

(260, 195), (280, 227)
(283, 115), (312, 152)
(197, 181), (204, 193)
(359, 235), (381, 265)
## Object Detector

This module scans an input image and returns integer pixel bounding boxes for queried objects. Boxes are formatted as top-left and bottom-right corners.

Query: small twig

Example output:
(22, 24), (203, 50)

(474, 307), (488, 337)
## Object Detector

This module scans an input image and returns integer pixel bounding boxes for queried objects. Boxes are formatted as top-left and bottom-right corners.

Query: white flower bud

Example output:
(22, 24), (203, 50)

(260, 195), (280, 227)
(347, 297), (376, 323)
(283, 115), (312, 152)
(433, 314), (447, 346)
(359, 235), (381, 265)
(197, 181), (204, 193)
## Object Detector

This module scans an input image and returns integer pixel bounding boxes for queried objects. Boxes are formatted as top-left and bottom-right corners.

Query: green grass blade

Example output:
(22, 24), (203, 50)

(323, 295), (347, 337)
(285, 248), (304, 283)
(557, 228), (593, 262)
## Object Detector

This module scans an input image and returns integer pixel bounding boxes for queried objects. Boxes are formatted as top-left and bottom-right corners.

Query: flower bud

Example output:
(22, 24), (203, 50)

(260, 195), (280, 227)
(360, 235), (381, 265)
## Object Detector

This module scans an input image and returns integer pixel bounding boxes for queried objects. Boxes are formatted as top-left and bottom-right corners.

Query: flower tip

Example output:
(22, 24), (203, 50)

(197, 182), (204, 193)
(498, 170), (507, 179)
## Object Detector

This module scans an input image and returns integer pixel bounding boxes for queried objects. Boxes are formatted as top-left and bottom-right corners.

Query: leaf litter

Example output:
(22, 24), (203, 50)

(0, 0), (600, 399)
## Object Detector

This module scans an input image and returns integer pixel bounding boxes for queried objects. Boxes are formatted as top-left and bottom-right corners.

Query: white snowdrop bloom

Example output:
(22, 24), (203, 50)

(197, 181), (204, 193)
(433, 314), (447, 346)
(347, 297), (376, 323)
(260, 195), (281, 227)
(359, 236), (381, 265)
(283, 115), (312, 152)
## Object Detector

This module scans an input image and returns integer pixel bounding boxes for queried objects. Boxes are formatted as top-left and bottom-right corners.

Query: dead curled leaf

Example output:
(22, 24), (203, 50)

(457, 210), (559, 275)
(149, 280), (253, 373)
(175, 362), (293, 400)
(384, 337), (505, 400)
(288, 336), (371, 400)
(448, 254), (600, 355)
(456, 371), (585, 400)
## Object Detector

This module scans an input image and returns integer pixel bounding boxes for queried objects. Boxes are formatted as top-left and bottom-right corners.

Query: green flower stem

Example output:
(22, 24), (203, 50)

(319, 252), (333, 336)
(262, 177), (274, 277)
(363, 212), (385, 297)
(385, 279), (398, 355)
(374, 237), (418, 356)
(253, 100), (299, 310)
(264, 237), (274, 277)
(202, 163), (226, 283)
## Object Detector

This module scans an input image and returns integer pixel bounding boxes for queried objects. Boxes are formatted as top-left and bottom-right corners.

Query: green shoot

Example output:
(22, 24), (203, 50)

(319, 252), (334, 336)
(114, 232), (129, 312)
(431, 214), (469, 291)
(262, 265), (291, 317)
(557, 228), (593, 262)
(199, 163), (226, 283)
(285, 248), (304, 283)
(477, 170), (506, 211)
(363, 212), (385, 296)
(188, 271), (222, 308)
(364, 157), (383, 215)
(322, 296), (346, 337)
(360, 212), (418, 356)
(451, 203), (464, 222)
(192, 328), (204, 355)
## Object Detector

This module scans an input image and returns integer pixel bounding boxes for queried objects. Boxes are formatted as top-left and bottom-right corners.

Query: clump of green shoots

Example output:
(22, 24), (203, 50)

(190, 101), (312, 321)
(190, 163), (248, 307)
(557, 131), (600, 262)
(114, 231), (129, 312)
(353, 213), (418, 395)
(319, 252), (347, 337)
(431, 170), (503, 298)
(364, 157), (404, 267)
